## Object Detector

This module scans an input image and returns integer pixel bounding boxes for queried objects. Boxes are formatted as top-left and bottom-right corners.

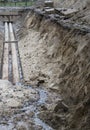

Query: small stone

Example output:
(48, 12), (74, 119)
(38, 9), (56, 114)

(40, 104), (47, 111)
(16, 125), (27, 130)
(7, 99), (21, 108)
(54, 101), (69, 113)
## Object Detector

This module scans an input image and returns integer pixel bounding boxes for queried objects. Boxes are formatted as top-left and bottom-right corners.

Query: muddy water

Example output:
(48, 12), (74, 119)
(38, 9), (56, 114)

(0, 86), (54, 130)
(34, 89), (53, 130)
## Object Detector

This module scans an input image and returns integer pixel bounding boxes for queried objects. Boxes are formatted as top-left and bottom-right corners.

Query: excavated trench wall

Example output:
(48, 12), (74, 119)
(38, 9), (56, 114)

(17, 10), (90, 130)
(18, 10), (90, 103)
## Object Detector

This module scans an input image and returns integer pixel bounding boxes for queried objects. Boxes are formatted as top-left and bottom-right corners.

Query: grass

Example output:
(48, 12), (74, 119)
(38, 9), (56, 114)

(0, 1), (35, 7)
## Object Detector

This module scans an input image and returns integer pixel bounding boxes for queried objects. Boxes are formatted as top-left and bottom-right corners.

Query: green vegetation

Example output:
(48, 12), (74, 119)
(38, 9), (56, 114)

(0, 0), (36, 6)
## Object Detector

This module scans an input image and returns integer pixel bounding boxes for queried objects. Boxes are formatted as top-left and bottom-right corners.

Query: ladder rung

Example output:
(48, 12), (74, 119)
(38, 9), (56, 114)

(4, 40), (18, 43)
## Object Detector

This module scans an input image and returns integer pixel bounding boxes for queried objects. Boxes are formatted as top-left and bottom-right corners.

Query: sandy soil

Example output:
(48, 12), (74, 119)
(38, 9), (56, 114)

(17, 10), (90, 130)
(18, 28), (62, 88)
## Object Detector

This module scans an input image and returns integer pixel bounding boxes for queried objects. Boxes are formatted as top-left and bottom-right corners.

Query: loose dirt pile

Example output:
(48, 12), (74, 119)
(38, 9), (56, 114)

(0, 79), (62, 130)
(0, 80), (45, 130)
(17, 5), (90, 130)
(54, 0), (90, 25)
(0, 80), (38, 109)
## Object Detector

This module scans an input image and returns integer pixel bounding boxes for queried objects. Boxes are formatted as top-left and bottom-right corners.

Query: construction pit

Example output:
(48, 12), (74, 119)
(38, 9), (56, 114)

(0, 1), (90, 130)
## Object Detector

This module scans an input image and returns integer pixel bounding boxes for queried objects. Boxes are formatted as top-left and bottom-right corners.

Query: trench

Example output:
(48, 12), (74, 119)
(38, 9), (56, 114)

(0, 20), (55, 130)
(1, 3), (90, 130)
(2, 22), (21, 84)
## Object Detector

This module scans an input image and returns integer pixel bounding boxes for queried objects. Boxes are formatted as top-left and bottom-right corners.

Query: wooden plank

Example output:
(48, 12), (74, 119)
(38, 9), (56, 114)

(9, 22), (19, 84)
(61, 8), (78, 16)
(45, 8), (55, 14)
(4, 40), (18, 43)
(2, 22), (9, 80)
(55, 8), (78, 16)
(0, 12), (19, 16)
(44, 0), (54, 7)
(2, 43), (9, 80)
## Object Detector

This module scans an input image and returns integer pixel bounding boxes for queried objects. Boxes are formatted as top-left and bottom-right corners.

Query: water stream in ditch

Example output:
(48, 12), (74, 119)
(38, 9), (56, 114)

(0, 87), (54, 130)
